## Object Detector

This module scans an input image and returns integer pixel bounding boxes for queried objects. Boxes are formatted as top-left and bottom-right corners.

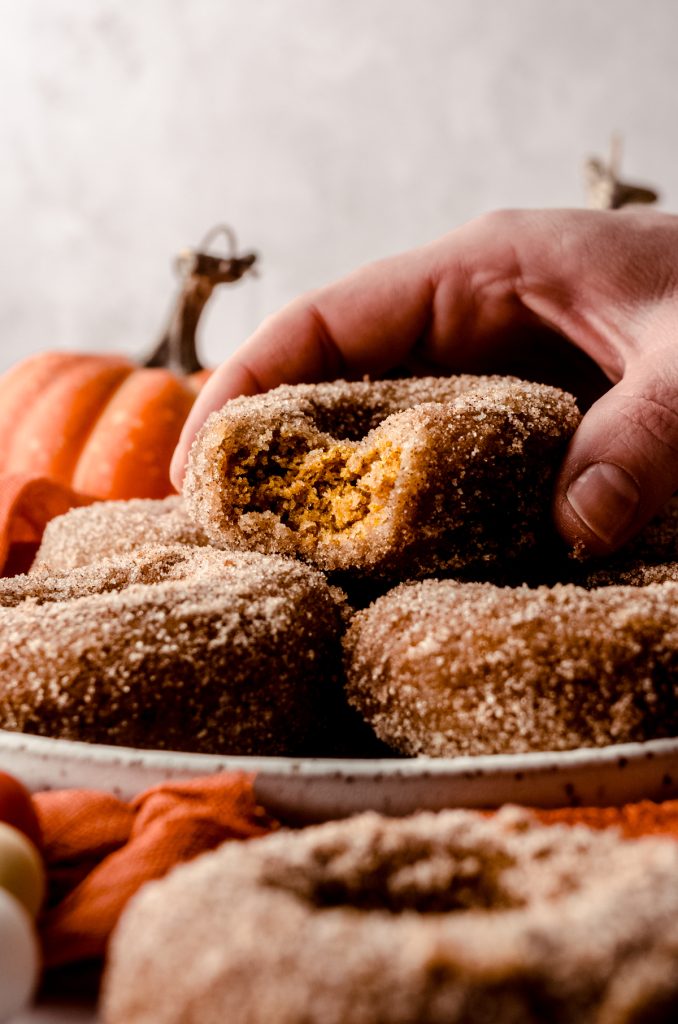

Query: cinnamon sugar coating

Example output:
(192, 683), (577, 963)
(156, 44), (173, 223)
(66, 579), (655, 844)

(0, 544), (353, 755)
(583, 561), (678, 588)
(183, 377), (580, 578)
(578, 498), (678, 588)
(344, 579), (678, 756)
(32, 496), (208, 572)
(102, 807), (678, 1024)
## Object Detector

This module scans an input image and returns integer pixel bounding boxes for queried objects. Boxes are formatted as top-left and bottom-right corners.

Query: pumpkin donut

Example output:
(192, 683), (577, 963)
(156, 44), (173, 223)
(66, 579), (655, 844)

(183, 376), (580, 579)
(102, 807), (678, 1024)
(32, 496), (209, 572)
(343, 578), (678, 757)
(0, 544), (352, 755)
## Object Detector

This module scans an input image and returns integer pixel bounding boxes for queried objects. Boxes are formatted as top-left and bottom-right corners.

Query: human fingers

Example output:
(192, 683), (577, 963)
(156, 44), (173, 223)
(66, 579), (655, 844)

(171, 254), (427, 484)
(170, 222), (518, 486)
(554, 338), (678, 554)
(172, 208), (678, 491)
(169, 208), (617, 486)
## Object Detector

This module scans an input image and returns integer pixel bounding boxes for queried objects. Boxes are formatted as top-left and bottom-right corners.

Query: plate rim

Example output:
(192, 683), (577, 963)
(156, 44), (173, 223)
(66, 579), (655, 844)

(1, 727), (676, 778)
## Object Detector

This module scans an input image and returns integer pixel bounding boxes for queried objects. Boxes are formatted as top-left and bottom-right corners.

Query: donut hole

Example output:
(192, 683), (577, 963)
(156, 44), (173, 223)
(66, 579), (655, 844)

(264, 844), (523, 914)
(309, 399), (399, 441)
(229, 431), (402, 536)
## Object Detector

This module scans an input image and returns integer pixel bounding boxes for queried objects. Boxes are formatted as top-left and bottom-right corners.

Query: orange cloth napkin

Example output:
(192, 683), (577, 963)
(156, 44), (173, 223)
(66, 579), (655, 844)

(536, 800), (678, 839)
(35, 773), (277, 968)
(0, 473), (95, 576)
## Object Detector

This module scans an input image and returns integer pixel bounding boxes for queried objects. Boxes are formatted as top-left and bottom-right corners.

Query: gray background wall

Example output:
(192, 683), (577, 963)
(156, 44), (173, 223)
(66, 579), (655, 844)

(0, 0), (676, 372)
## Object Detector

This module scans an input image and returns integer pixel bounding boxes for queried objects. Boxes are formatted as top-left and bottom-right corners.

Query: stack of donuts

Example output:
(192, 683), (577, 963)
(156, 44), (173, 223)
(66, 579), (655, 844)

(6, 374), (678, 1023)
(2, 372), (678, 758)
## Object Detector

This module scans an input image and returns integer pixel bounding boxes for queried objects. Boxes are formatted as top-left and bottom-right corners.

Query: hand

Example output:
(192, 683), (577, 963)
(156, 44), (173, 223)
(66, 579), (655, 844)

(171, 208), (678, 556)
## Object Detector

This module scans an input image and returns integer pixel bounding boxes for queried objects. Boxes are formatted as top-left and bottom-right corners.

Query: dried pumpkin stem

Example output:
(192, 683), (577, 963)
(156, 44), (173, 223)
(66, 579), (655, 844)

(585, 135), (659, 211)
(145, 227), (257, 374)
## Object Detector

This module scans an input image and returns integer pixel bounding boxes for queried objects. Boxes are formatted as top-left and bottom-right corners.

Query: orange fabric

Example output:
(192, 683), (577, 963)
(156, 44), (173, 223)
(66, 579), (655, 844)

(0, 473), (95, 576)
(34, 773), (277, 968)
(534, 800), (678, 839)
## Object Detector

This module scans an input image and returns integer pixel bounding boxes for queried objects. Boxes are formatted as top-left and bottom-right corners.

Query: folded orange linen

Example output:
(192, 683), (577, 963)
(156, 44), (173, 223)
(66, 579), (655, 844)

(536, 800), (678, 839)
(0, 473), (95, 576)
(35, 773), (277, 968)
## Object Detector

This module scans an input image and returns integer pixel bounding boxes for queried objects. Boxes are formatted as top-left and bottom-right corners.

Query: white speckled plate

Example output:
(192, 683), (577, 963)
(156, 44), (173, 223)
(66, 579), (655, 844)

(1, 730), (677, 823)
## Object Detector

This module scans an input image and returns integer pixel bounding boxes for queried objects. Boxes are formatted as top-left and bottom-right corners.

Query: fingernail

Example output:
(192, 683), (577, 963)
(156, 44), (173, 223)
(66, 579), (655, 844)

(566, 463), (640, 546)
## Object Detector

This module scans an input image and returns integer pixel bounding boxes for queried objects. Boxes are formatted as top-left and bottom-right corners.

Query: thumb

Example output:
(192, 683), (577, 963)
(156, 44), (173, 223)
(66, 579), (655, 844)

(553, 367), (678, 555)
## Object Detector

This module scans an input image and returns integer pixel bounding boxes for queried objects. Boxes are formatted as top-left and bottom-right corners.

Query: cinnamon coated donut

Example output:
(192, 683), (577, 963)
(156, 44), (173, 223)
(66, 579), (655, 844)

(183, 376), (580, 578)
(32, 496), (208, 572)
(102, 807), (678, 1024)
(0, 544), (351, 755)
(344, 578), (678, 756)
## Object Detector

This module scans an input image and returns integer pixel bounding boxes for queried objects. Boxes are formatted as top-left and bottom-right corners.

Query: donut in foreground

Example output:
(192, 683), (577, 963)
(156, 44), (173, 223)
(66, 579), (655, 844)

(0, 544), (349, 755)
(102, 807), (678, 1024)
(32, 496), (208, 572)
(344, 579), (678, 756)
(183, 376), (580, 578)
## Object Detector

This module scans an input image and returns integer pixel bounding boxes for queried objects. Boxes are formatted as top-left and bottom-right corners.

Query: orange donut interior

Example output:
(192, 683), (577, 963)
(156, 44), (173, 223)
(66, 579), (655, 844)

(229, 433), (402, 535)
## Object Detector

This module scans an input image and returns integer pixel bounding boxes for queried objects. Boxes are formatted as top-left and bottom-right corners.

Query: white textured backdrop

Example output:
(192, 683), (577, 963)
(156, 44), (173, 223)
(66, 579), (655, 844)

(0, 0), (676, 371)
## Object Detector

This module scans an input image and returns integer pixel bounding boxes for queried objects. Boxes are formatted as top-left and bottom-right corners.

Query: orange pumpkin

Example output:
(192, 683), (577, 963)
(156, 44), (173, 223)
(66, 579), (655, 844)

(0, 230), (256, 501)
(0, 353), (195, 500)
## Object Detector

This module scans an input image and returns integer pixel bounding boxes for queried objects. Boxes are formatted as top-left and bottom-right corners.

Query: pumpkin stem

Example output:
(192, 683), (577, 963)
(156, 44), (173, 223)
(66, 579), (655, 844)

(144, 225), (257, 374)
(585, 135), (659, 210)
